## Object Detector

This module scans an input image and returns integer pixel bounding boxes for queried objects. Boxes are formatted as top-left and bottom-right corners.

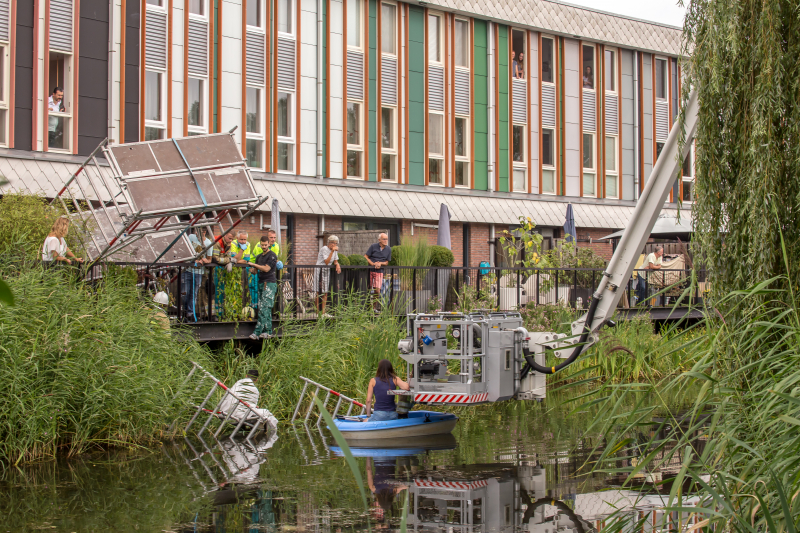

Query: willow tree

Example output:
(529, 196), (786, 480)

(684, 0), (800, 303)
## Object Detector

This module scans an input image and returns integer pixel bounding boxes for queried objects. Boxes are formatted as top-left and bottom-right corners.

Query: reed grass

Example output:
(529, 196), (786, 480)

(0, 265), (212, 465)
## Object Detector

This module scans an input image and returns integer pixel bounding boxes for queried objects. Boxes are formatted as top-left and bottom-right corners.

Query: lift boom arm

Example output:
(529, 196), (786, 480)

(573, 90), (699, 344)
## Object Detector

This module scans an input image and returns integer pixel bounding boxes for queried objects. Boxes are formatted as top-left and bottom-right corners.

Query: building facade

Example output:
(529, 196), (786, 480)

(0, 0), (694, 266)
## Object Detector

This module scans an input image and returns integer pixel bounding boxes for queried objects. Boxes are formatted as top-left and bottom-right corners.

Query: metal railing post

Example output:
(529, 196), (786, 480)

(496, 268), (501, 310)
(516, 269), (521, 309)
(556, 270), (559, 305)
(536, 271), (540, 306)
(293, 266), (298, 318)
(177, 266), (183, 320)
(412, 268), (417, 313)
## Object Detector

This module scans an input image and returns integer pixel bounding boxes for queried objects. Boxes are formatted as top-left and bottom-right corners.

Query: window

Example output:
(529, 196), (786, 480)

(541, 37), (554, 84)
(346, 102), (362, 177)
(428, 113), (443, 185)
(428, 14), (441, 63)
(455, 117), (469, 187)
(277, 92), (293, 172)
(605, 136), (618, 198)
(542, 128), (556, 194)
(249, 0), (265, 29)
(146, 0), (163, 5)
(583, 133), (595, 197)
(47, 51), (74, 151)
(656, 142), (665, 161)
(454, 19), (469, 68)
(347, 0), (361, 48)
(511, 29), (525, 79)
(381, 107), (396, 181)
(512, 125), (524, 163)
(144, 70), (164, 140)
(682, 147), (694, 202)
(604, 48), (616, 92)
(187, 78), (205, 131)
(655, 58), (667, 99)
(0, 45), (7, 145)
(381, 3), (396, 55)
(189, 0), (205, 15)
(513, 169), (526, 193)
(582, 45), (594, 90)
(245, 88), (264, 168)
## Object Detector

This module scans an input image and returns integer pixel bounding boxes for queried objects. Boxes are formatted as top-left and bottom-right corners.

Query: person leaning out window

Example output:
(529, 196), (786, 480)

(42, 217), (83, 265)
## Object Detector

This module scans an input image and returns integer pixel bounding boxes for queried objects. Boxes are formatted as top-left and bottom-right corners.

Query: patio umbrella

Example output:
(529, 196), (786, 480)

(435, 203), (451, 311)
(563, 204), (576, 243)
(437, 203), (452, 249)
(271, 198), (281, 245)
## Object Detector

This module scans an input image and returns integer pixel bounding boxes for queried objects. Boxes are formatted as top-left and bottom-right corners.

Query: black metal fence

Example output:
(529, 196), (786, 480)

(84, 262), (707, 324)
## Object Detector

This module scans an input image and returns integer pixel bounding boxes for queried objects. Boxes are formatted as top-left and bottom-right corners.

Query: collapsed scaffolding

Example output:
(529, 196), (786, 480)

(50, 131), (269, 264)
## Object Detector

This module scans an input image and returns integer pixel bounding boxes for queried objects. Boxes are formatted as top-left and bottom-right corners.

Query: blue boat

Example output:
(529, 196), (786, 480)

(330, 411), (459, 441)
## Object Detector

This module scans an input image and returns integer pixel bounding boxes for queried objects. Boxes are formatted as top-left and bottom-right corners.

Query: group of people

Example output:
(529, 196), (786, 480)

(511, 50), (525, 79)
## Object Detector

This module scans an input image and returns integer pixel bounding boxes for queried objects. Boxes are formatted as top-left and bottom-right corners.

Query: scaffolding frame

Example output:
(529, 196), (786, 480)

(50, 131), (269, 265)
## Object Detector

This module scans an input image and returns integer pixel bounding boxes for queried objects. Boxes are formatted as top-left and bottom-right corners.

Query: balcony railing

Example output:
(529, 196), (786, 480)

(82, 262), (707, 324)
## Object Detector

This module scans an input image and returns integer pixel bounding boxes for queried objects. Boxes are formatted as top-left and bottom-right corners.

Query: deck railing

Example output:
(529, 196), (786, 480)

(81, 262), (707, 323)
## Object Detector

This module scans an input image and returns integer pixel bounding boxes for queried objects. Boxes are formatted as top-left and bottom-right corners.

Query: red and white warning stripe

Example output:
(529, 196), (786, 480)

(414, 392), (488, 404)
(415, 479), (489, 490)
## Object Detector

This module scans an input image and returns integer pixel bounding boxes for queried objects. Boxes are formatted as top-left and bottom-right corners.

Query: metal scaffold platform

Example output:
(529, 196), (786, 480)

(51, 131), (269, 264)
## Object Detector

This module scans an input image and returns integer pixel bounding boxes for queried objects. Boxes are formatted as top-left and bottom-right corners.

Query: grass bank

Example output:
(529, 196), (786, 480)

(0, 265), (212, 465)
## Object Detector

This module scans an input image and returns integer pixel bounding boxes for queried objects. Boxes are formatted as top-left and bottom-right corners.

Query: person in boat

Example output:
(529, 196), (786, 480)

(364, 359), (410, 422)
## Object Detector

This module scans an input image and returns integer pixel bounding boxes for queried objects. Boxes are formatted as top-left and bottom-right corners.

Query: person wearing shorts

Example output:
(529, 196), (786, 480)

(364, 234), (391, 309)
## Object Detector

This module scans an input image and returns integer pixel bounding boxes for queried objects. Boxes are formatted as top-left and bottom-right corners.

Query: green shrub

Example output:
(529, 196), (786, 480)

(429, 245), (454, 267)
(387, 245), (407, 267)
(0, 265), (212, 465)
(347, 254), (368, 266)
(337, 254), (351, 266)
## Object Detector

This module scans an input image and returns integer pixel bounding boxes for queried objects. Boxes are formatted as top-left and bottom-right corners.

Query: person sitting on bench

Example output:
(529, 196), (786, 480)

(219, 369), (278, 429)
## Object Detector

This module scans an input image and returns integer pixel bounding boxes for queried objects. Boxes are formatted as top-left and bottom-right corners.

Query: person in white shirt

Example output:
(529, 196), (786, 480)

(48, 87), (66, 148)
(219, 369), (278, 429)
(42, 217), (83, 264)
(638, 246), (663, 306)
(314, 235), (341, 317)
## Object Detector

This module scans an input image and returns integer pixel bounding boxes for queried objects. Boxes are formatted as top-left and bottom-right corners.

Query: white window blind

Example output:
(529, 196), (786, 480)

(655, 99), (669, 140)
(512, 78), (526, 123)
(582, 91), (596, 132)
(246, 31), (266, 86)
(0, 0), (10, 42)
(187, 18), (208, 77)
(49, 0), (73, 52)
(604, 93), (618, 135)
(381, 55), (397, 105)
(454, 69), (470, 116)
(542, 84), (556, 127)
(277, 36), (296, 90)
(347, 50), (364, 100)
(428, 64), (444, 111)
(145, 10), (168, 70)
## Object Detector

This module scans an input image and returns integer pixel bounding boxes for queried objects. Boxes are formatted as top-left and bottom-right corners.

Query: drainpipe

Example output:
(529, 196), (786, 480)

(319, 215), (325, 249)
(489, 224), (496, 266)
(316, 0), (324, 178)
(487, 23), (495, 192)
(633, 50), (639, 200)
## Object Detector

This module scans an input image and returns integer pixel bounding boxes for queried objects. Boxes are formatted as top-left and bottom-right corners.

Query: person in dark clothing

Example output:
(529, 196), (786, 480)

(364, 233), (392, 310)
(364, 359), (409, 422)
(247, 247), (280, 339)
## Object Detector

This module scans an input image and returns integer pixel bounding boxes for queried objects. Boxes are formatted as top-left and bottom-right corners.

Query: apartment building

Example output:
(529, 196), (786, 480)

(0, 0), (693, 266)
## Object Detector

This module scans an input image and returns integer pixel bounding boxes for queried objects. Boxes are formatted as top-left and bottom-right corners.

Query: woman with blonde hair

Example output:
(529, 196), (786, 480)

(42, 217), (83, 264)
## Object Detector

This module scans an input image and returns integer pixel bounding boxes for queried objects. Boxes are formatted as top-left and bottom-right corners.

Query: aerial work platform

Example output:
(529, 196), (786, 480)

(51, 131), (269, 264)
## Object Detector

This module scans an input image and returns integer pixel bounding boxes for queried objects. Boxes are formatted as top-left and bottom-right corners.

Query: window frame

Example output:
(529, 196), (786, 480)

(681, 142), (695, 203)
(347, 0), (363, 51)
(346, 100), (363, 178)
(582, 132), (596, 197)
(380, 106), (397, 182)
(0, 44), (8, 146)
(510, 28), (526, 80)
(380, 1), (397, 57)
(582, 43), (596, 92)
(541, 126), (556, 195)
(427, 12), (443, 66)
(427, 111), (445, 186)
(604, 46), (617, 94)
(454, 116), (469, 188)
(604, 135), (618, 199)
(143, 69), (166, 141)
(540, 35), (555, 85)
(454, 17), (469, 70)
(188, 0), (208, 18)
(249, 0), (269, 32)
(655, 56), (668, 100)
(186, 77), (208, 134)
(245, 86), (266, 169)
(276, 90), (295, 173)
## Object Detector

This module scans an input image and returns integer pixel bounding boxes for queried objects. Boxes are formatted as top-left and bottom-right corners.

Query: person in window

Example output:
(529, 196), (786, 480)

(314, 235), (342, 317)
(42, 217), (83, 265)
(583, 66), (594, 89)
(511, 50), (519, 79)
(516, 51), (526, 79)
(48, 86), (65, 148)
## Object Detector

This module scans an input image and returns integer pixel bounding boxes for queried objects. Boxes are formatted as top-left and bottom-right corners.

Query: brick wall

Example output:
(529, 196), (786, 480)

(210, 211), (287, 243)
(469, 223), (491, 266)
(576, 227), (615, 261)
(293, 214), (320, 265)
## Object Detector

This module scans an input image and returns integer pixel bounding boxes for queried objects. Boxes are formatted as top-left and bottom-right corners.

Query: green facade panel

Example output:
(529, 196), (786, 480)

(408, 6), (426, 185)
(497, 24), (509, 193)
(472, 19), (488, 191)
(368, 0), (378, 181)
